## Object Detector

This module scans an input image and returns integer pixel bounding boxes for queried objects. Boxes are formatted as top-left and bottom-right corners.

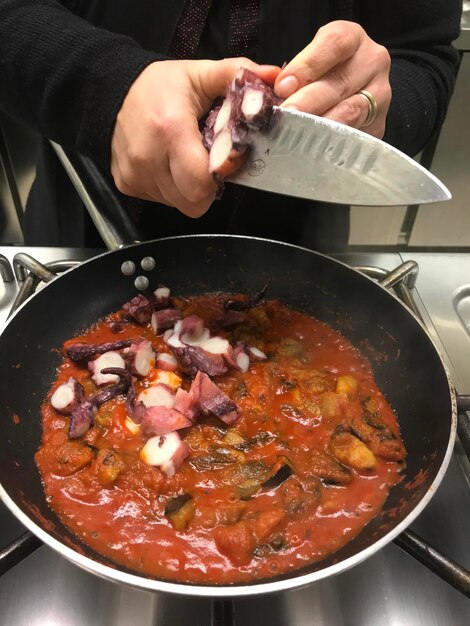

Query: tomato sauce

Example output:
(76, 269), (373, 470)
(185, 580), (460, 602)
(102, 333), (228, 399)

(35, 294), (406, 584)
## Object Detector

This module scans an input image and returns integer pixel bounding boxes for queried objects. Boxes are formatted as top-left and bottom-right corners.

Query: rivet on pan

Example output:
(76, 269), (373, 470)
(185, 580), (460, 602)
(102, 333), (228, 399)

(141, 256), (156, 271)
(134, 275), (149, 291)
(121, 261), (136, 276)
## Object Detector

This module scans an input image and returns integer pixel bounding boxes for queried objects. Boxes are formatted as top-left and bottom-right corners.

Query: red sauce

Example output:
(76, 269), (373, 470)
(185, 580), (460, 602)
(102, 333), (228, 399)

(35, 295), (406, 584)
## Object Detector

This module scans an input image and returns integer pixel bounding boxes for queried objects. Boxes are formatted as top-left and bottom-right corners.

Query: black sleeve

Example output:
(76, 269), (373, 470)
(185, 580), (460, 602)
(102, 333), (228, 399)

(0, 0), (165, 169)
(354, 0), (462, 155)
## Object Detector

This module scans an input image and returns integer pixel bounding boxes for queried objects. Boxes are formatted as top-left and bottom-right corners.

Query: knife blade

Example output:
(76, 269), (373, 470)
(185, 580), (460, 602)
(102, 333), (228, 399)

(228, 106), (451, 206)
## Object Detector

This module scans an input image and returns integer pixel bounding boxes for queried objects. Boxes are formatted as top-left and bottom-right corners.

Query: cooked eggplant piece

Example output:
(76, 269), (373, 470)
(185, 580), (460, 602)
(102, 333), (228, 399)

(351, 414), (406, 462)
(224, 428), (247, 447)
(95, 449), (126, 485)
(165, 494), (195, 530)
(220, 460), (272, 499)
(189, 446), (246, 471)
(262, 463), (292, 490)
(330, 431), (377, 471)
(309, 449), (352, 485)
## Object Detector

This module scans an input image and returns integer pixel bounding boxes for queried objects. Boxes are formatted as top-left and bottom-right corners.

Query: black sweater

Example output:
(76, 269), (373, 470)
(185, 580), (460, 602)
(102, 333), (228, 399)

(0, 0), (463, 247)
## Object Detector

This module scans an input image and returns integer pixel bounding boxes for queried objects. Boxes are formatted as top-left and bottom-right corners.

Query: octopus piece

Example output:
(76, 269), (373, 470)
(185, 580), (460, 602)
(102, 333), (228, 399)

(156, 352), (178, 371)
(124, 340), (156, 377)
(150, 308), (182, 335)
(138, 383), (176, 409)
(125, 380), (146, 424)
(165, 315), (232, 377)
(224, 280), (270, 312)
(194, 371), (240, 425)
(88, 351), (126, 386)
(224, 343), (250, 373)
(68, 368), (132, 438)
(172, 345), (227, 378)
(173, 386), (201, 423)
(68, 401), (97, 439)
(140, 406), (192, 438)
(140, 431), (190, 477)
(122, 294), (153, 324)
(50, 377), (84, 414)
(166, 315), (208, 348)
(203, 68), (280, 180)
(91, 367), (132, 407)
(65, 339), (132, 362)
(247, 345), (268, 361)
(152, 286), (171, 310)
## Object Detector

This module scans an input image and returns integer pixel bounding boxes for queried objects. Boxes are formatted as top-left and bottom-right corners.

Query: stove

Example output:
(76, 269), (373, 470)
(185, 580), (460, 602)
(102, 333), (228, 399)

(0, 246), (469, 626)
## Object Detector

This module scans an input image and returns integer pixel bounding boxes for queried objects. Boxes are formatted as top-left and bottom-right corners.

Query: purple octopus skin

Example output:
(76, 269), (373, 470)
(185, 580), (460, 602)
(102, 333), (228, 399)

(151, 308), (182, 335)
(124, 340), (156, 377)
(224, 279), (270, 312)
(91, 367), (132, 407)
(172, 345), (227, 379)
(65, 340), (132, 362)
(151, 286), (172, 311)
(125, 380), (146, 424)
(68, 367), (132, 439)
(202, 68), (281, 180)
(122, 294), (153, 324)
(68, 401), (97, 439)
(194, 371), (240, 425)
(213, 308), (247, 330)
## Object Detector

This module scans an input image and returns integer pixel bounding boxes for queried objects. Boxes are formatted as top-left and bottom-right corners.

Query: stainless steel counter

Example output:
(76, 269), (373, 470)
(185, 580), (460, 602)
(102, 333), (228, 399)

(0, 247), (469, 626)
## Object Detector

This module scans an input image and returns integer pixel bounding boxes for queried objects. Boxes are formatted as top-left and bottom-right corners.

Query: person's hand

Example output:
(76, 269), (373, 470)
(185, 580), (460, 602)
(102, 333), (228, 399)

(274, 21), (391, 138)
(111, 59), (279, 217)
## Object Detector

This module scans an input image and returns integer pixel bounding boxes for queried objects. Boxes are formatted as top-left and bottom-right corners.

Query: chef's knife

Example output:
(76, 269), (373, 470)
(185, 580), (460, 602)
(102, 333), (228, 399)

(228, 106), (451, 206)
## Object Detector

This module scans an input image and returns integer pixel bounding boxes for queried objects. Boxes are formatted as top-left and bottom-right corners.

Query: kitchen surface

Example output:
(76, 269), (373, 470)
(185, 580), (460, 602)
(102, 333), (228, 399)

(1, 10), (470, 626)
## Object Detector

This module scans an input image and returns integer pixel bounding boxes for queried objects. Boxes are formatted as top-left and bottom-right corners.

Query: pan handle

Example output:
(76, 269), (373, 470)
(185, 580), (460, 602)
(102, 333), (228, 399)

(0, 530), (42, 576)
(394, 529), (470, 597)
(49, 142), (142, 251)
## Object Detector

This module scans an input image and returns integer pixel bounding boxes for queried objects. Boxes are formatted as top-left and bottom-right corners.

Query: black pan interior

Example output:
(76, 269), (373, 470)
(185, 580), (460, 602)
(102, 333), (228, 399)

(0, 235), (453, 583)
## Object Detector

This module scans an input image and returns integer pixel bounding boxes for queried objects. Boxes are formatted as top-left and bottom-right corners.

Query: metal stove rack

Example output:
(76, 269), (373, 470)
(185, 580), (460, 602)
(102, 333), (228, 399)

(1, 251), (470, 626)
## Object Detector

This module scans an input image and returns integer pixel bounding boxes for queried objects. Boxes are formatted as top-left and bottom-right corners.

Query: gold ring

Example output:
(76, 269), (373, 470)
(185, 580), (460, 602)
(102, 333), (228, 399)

(357, 89), (378, 128)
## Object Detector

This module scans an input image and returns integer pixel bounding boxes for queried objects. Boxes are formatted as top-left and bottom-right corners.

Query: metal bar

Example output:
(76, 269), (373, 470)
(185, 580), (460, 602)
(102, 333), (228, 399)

(8, 259), (82, 317)
(13, 253), (57, 283)
(0, 254), (14, 282)
(0, 531), (42, 577)
(394, 530), (470, 598)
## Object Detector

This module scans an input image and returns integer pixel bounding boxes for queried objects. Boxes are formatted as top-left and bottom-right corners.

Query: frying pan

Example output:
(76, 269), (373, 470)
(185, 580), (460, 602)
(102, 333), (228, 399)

(0, 235), (467, 597)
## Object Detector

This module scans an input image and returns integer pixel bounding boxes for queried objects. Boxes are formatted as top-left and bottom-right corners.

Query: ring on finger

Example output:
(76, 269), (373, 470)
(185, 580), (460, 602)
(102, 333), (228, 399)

(357, 89), (378, 128)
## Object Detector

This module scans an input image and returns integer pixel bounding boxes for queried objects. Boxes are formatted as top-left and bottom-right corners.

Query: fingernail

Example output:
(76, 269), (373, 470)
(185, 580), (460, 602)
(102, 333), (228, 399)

(275, 75), (299, 99)
(281, 103), (299, 111)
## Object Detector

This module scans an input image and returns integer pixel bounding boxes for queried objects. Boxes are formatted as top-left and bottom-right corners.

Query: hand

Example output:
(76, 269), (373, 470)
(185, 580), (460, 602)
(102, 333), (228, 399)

(111, 59), (279, 217)
(274, 21), (391, 138)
